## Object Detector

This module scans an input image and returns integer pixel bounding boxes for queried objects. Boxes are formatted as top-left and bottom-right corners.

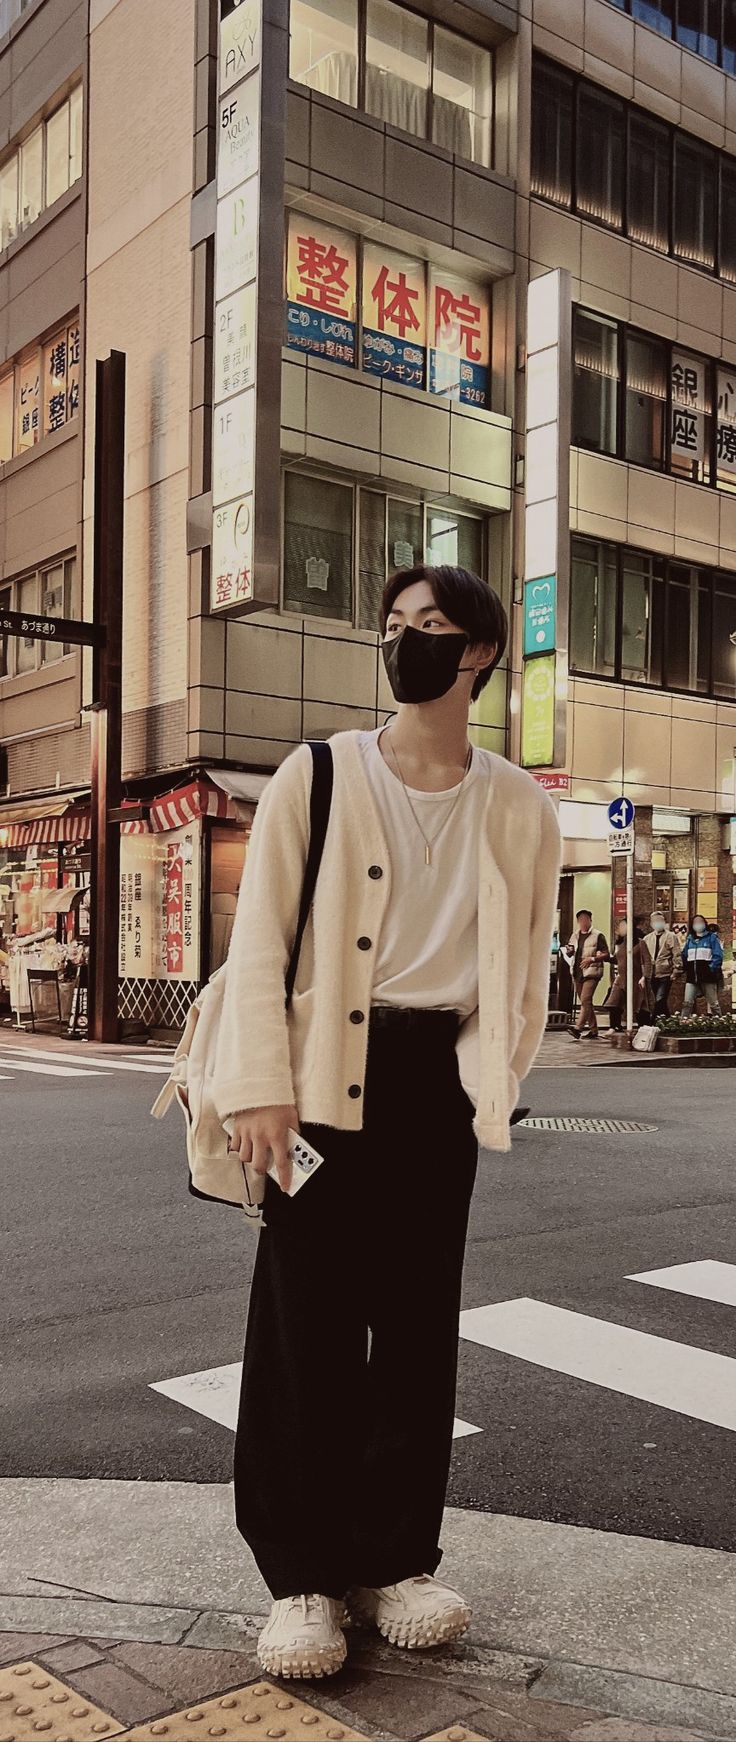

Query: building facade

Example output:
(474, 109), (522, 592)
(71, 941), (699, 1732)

(1, 0), (735, 1029)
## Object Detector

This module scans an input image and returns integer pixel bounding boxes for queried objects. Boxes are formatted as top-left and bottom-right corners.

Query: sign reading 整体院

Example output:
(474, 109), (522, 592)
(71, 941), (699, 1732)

(210, 0), (287, 616)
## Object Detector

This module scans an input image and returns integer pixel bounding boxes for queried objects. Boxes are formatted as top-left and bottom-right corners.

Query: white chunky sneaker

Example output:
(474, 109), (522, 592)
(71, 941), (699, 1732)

(348, 1574), (471, 1650)
(257, 1593), (347, 1679)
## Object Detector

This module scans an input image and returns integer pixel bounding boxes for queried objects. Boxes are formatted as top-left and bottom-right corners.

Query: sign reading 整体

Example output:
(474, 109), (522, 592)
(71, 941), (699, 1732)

(362, 242), (426, 387)
(210, 0), (287, 616)
(285, 214), (357, 367)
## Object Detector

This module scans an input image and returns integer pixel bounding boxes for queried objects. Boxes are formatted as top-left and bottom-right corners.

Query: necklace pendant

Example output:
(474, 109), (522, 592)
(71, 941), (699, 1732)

(424, 844), (431, 867)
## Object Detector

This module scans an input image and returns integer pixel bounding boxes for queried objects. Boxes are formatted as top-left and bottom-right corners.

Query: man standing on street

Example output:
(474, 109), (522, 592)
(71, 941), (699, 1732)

(564, 909), (609, 1041)
(213, 563), (561, 1682)
(642, 912), (682, 1018)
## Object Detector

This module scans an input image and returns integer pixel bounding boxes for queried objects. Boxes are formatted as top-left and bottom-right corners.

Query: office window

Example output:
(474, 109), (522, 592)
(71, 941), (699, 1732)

(531, 60), (573, 207)
(43, 325), (73, 435)
(577, 85), (624, 228)
(666, 564), (710, 693)
(0, 153), (17, 249)
(674, 137), (716, 270)
(724, 0), (736, 69)
(432, 28), (492, 166)
(625, 333), (667, 468)
(0, 557), (75, 681)
(621, 549), (665, 686)
(0, 371), (13, 463)
(720, 160), (736, 286)
(283, 472), (353, 621)
(426, 507), (482, 572)
(712, 572), (736, 698)
(20, 126), (42, 228)
(16, 574), (37, 674)
(570, 538), (618, 678)
(41, 558), (72, 664)
(628, 114), (670, 252)
(573, 310), (619, 455)
(717, 366), (736, 489)
(45, 102), (71, 206)
(289, 0), (358, 106)
(15, 351), (40, 453)
(358, 489), (386, 632)
(677, 0), (719, 59)
(632, 0), (674, 31)
(365, 0), (429, 136)
(387, 497), (423, 572)
(70, 83), (83, 183)
(670, 349), (712, 485)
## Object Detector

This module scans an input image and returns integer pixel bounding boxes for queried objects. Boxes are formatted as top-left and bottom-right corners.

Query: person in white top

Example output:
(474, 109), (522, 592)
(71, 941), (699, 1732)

(222, 564), (560, 1681)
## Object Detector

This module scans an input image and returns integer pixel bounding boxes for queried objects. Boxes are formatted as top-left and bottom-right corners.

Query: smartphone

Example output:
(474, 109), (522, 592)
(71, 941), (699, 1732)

(223, 1121), (324, 1203)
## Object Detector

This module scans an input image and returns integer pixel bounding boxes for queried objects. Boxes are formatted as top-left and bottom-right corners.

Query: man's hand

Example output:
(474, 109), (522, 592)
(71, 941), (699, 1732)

(228, 1105), (299, 1192)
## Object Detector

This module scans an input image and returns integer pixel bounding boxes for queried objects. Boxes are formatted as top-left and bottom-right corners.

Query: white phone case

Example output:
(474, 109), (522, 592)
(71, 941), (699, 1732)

(223, 1121), (324, 1208)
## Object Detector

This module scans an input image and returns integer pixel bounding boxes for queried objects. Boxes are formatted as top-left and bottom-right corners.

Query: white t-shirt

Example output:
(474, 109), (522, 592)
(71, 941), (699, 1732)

(357, 728), (492, 1018)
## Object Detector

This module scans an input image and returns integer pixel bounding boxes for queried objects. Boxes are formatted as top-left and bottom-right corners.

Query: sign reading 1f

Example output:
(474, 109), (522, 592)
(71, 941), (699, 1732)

(608, 796), (636, 831)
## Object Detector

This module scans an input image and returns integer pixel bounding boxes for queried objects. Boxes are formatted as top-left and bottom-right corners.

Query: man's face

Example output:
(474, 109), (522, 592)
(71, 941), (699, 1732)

(578, 915), (591, 934)
(384, 580), (497, 676)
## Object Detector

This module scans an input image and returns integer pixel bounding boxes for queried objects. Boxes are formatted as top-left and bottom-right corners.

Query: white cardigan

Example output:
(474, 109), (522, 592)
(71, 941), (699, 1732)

(213, 731), (561, 1153)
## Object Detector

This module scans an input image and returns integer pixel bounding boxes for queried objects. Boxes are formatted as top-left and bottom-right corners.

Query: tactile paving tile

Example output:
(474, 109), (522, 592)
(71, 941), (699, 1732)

(0, 1662), (125, 1742)
(424, 1730), (492, 1742)
(125, 1684), (370, 1742)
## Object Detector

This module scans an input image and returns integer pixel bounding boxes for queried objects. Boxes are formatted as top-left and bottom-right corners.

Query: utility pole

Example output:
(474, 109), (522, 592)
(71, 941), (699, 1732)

(88, 351), (126, 1043)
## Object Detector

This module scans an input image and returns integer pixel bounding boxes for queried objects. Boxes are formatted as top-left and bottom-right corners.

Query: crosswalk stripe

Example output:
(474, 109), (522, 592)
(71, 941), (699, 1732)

(629, 1259), (736, 1308)
(0, 1055), (107, 1078)
(0, 1046), (170, 1074)
(459, 1297), (736, 1433)
(150, 1361), (480, 1441)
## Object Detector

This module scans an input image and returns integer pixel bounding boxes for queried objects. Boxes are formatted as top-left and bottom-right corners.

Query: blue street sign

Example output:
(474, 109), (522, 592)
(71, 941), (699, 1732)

(607, 796), (636, 831)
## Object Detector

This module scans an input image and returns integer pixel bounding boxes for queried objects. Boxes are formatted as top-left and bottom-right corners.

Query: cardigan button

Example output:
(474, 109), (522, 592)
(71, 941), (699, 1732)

(357, 936), (372, 950)
(368, 865), (383, 880)
(349, 1009), (365, 1024)
(348, 1083), (362, 1099)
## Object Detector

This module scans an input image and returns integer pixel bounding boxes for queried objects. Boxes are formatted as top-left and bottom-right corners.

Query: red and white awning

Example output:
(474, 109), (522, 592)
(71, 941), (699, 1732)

(1, 806), (90, 850)
(148, 779), (236, 834)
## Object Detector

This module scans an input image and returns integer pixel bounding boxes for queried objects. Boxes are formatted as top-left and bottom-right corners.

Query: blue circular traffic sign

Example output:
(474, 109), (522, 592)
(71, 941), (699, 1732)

(607, 796), (635, 830)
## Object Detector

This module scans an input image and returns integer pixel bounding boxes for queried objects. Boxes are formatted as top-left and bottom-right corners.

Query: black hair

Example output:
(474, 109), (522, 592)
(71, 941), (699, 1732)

(689, 914), (708, 930)
(380, 564), (508, 703)
(575, 908), (593, 919)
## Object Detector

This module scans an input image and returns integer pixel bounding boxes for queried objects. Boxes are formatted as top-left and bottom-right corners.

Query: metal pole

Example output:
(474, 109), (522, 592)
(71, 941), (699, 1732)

(626, 843), (635, 1036)
(88, 351), (126, 1043)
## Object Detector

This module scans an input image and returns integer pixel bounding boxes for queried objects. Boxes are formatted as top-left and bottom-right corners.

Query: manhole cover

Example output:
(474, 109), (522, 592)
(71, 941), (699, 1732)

(520, 1116), (659, 1134)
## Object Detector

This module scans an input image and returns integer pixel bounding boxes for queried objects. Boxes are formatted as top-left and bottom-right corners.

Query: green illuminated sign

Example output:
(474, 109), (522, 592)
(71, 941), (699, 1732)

(521, 653), (555, 768)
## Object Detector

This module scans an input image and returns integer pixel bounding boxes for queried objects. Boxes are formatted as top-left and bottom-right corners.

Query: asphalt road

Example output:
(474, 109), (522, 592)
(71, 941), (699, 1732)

(2, 1055), (736, 1551)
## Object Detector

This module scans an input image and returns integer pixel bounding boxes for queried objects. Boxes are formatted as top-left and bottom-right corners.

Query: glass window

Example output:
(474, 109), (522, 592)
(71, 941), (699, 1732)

(45, 100), (70, 206)
(16, 574), (38, 674)
(426, 507), (482, 572)
(387, 498), (422, 571)
(666, 563), (710, 692)
(19, 126), (42, 228)
(0, 370), (13, 462)
(628, 115), (670, 252)
(289, 0), (358, 106)
(724, 0), (736, 71)
(283, 472), (353, 621)
(570, 537), (618, 677)
(674, 137), (716, 270)
(621, 549), (665, 685)
(576, 86), (624, 228)
(358, 489), (386, 632)
(625, 333), (667, 467)
(432, 29), (491, 167)
(66, 318), (80, 422)
(531, 60), (573, 208)
(716, 364), (736, 490)
(632, 0), (674, 32)
(677, 0), (719, 60)
(573, 309), (619, 455)
(41, 562), (67, 664)
(0, 583), (10, 680)
(670, 349), (712, 484)
(43, 328), (69, 435)
(720, 160), (736, 284)
(0, 152), (18, 249)
(712, 572), (736, 698)
(15, 351), (40, 452)
(365, 0), (428, 137)
(69, 84), (83, 184)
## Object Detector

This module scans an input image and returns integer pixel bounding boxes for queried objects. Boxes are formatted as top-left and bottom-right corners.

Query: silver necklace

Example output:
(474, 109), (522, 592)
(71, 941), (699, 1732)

(381, 726), (473, 867)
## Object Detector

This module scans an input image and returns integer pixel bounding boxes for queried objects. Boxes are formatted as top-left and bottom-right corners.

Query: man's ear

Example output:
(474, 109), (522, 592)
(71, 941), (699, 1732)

(470, 641), (497, 673)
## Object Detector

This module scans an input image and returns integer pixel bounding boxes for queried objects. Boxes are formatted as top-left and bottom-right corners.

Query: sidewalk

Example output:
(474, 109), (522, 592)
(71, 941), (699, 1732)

(3, 1480), (736, 1742)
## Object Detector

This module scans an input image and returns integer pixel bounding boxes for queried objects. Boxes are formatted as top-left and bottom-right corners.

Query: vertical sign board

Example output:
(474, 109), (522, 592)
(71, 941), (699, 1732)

(210, 0), (288, 616)
(362, 242), (427, 387)
(521, 269), (571, 770)
(428, 269), (490, 408)
(285, 213), (357, 366)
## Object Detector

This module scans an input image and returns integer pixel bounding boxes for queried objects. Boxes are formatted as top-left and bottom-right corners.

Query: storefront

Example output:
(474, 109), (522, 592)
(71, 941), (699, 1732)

(0, 796), (91, 1026)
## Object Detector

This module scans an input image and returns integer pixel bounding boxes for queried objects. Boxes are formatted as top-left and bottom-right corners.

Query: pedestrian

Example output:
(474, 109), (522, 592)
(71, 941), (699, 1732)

(606, 920), (650, 1031)
(563, 909), (609, 1040)
(641, 911), (682, 1018)
(213, 563), (560, 1680)
(681, 914), (723, 1018)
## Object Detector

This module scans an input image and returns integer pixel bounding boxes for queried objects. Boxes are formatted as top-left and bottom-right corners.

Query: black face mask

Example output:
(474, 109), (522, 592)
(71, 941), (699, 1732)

(381, 626), (470, 705)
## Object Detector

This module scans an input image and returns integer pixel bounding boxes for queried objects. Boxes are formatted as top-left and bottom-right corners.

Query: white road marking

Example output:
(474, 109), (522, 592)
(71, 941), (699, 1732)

(629, 1260), (736, 1308)
(0, 1046), (170, 1074)
(150, 1362), (480, 1440)
(459, 1297), (736, 1433)
(0, 1056), (107, 1078)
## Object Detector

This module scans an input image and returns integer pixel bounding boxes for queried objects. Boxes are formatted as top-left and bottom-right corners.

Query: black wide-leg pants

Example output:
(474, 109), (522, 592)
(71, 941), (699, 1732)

(233, 1008), (479, 1600)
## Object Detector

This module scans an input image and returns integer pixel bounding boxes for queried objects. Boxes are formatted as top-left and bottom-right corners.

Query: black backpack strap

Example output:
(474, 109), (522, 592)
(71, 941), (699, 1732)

(285, 740), (334, 1009)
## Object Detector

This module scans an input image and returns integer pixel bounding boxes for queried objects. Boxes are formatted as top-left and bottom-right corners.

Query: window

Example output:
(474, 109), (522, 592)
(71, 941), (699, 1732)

(573, 309), (619, 456)
(283, 472), (354, 621)
(0, 318), (80, 464)
(670, 348), (712, 484)
(387, 497), (422, 571)
(717, 366), (736, 488)
(0, 557), (76, 682)
(41, 561), (70, 664)
(531, 60), (573, 207)
(358, 489), (386, 631)
(712, 572), (736, 698)
(621, 549), (665, 685)
(724, 0), (736, 70)
(677, 0), (719, 60)
(576, 86), (624, 228)
(43, 321), (80, 435)
(632, 0), (674, 33)
(69, 84), (83, 184)
(624, 333), (667, 468)
(0, 371), (13, 463)
(674, 137), (717, 270)
(45, 102), (70, 206)
(611, 0), (736, 68)
(720, 160), (736, 285)
(20, 127), (42, 229)
(290, 0), (493, 166)
(16, 575), (38, 674)
(0, 86), (83, 253)
(666, 564), (710, 692)
(15, 351), (40, 453)
(426, 506), (482, 571)
(0, 153), (17, 249)
(628, 114), (670, 252)
(570, 539), (618, 677)
(570, 535), (735, 698)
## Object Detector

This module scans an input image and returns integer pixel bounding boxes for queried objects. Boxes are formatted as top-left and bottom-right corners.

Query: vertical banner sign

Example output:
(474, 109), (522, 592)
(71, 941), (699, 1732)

(521, 269), (571, 770)
(717, 366), (736, 485)
(362, 243), (426, 387)
(285, 214), (357, 365)
(211, 0), (288, 616)
(428, 270), (490, 407)
(670, 351), (707, 469)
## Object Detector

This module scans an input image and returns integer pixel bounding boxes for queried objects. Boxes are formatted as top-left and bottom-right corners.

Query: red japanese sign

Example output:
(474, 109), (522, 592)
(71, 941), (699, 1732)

(286, 214), (357, 367)
(362, 243), (426, 388)
(429, 269), (490, 408)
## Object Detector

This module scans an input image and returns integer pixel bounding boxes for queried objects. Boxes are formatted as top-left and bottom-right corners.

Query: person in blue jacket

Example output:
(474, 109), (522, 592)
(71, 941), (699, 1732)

(681, 915), (723, 1018)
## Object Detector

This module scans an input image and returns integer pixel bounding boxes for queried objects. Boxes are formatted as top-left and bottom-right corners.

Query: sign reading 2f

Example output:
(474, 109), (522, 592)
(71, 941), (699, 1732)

(607, 796), (636, 831)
